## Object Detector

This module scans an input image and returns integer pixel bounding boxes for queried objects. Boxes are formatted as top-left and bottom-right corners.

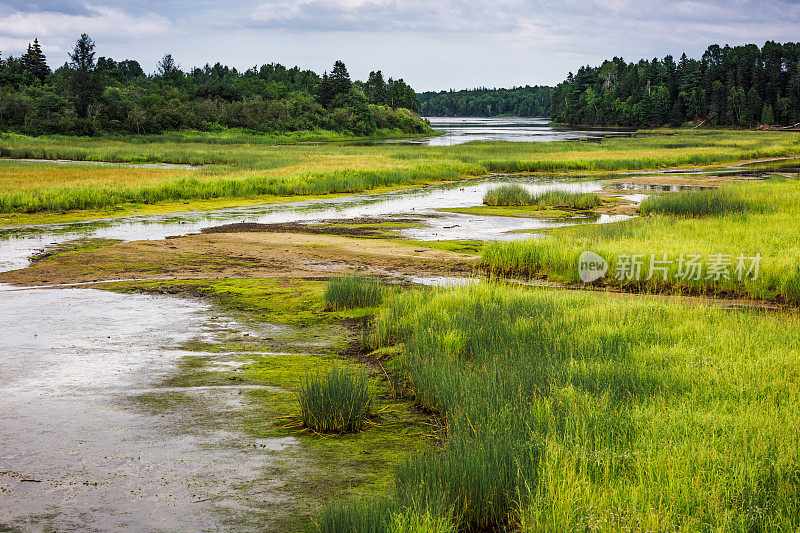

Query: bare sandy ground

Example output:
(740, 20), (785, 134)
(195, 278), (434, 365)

(0, 230), (478, 286)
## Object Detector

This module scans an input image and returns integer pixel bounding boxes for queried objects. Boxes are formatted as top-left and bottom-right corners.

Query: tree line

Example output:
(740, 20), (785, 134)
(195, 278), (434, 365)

(0, 34), (426, 136)
(417, 86), (552, 117)
(551, 41), (800, 127)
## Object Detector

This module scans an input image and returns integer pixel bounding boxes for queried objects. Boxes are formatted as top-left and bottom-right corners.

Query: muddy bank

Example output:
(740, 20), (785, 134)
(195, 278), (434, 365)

(0, 230), (478, 287)
(201, 218), (422, 239)
(0, 288), (296, 531)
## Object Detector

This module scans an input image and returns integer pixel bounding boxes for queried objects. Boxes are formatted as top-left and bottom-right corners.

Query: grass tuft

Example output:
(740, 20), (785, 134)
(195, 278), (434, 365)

(483, 184), (601, 209)
(298, 366), (372, 434)
(639, 188), (751, 217)
(324, 272), (387, 310)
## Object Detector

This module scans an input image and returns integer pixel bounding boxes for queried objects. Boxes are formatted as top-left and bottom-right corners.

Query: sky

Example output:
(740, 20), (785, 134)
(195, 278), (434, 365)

(2, 0), (800, 91)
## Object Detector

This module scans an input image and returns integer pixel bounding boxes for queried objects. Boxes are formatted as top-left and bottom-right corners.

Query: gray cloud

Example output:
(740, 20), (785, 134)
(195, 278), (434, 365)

(3, 0), (800, 88)
(0, 0), (90, 15)
(247, 0), (525, 32)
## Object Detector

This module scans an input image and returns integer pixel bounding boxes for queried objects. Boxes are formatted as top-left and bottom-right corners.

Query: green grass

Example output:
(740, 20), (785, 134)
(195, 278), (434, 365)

(319, 497), (456, 533)
(324, 272), (388, 311)
(481, 177), (800, 304)
(483, 184), (602, 209)
(2, 129), (800, 215)
(298, 365), (373, 434)
(483, 184), (535, 206)
(320, 283), (800, 531)
(639, 188), (752, 217)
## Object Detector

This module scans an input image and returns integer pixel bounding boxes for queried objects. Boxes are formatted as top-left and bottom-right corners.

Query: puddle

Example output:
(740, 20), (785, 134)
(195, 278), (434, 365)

(603, 182), (715, 192)
(0, 286), (298, 531)
(409, 276), (481, 287)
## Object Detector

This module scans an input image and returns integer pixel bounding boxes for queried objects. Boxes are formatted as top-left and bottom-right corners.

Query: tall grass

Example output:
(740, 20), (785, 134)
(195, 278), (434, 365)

(2, 129), (800, 214)
(483, 184), (535, 206)
(324, 272), (387, 310)
(298, 366), (372, 434)
(639, 188), (752, 217)
(483, 184), (601, 209)
(0, 164), (474, 214)
(482, 178), (800, 304)
(320, 283), (800, 530)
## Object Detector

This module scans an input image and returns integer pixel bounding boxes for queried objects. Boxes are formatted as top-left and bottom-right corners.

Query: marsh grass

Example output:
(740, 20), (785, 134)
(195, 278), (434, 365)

(298, 366), (372, 434)
(483, 184), (534, 206)
(482, 178), (800, 304)
(324, 272), (387, 311)
(320, 283), (800, 531)
(483, 184), (601, 209)
(639, 188), (751, 217)
(2, 129), (800, 214)
(0, 164), (470, 214)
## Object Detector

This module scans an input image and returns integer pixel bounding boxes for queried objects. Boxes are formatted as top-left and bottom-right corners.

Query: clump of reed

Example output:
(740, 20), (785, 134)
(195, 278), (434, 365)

(297, 366), (372, 434)
(483, 184), (601, 209)
(318, 498), (455, 533)
(639, 188), (751, 217)
(323, 272), (387, 310)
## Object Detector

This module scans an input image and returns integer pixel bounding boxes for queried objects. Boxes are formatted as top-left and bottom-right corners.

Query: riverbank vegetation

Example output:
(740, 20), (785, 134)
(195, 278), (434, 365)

(552, 41), (800, 127)
(2, 129), (799, 218)
(298, 366), (373, 434)
(483, 184), (601, 209)
(639, 188), (751, 217)
(323, 272), (388, 310)
(418, 85), (552, 117)
(321, 282), (800, 531)
(0, 34), (427, 137)
(482, 176), (800, 304)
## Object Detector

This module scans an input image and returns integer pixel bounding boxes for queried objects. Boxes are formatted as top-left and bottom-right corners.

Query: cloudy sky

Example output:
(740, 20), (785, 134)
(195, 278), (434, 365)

(2, 0), (800, 90)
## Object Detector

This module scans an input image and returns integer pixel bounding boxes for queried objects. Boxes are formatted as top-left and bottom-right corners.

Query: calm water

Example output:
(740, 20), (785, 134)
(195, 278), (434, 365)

(386, 116), (635, 146)
(0, 177), (633, 273)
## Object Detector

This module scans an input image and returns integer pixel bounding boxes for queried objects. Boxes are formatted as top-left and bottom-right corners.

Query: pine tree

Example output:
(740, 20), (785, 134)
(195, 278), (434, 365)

(364, 70), (387, 105)
(317, 71), (334, 108)
(156, 53), (180, 80)
(761, 103), (774, 125)
(68, 33), (101, 119)
(21, 38), (49, 82)
(329, 60), (352, 100)
(744, 87), (762, 125)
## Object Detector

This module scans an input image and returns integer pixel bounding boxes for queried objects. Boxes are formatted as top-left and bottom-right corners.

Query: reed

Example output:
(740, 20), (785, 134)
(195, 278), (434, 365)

(483, 184), (601, 209)
(323, 272), (387, 310)
(481, 177), (800, 304)
(297, 366), (372, 434)
(320, 283), (800, 530)
(2, 129), (799, 215)
(639, 188), (751, 217)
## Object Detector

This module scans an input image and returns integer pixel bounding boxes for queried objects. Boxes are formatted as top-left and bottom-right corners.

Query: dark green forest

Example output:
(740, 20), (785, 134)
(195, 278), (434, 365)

(417, 86), (552, 117)
(552, 41), (800, 127)
(0, 34), (427, 137)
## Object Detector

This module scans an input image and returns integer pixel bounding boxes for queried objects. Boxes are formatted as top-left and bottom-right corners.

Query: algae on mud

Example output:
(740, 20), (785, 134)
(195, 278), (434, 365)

(103, 277), (436, 530)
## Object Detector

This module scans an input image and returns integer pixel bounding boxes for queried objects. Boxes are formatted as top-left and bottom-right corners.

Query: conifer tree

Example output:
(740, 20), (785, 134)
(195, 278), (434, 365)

(761, 103), (774, 125)
(329, 60), (352, 99)
(68, 33), (101, 119)
(22, 38), (50, 82)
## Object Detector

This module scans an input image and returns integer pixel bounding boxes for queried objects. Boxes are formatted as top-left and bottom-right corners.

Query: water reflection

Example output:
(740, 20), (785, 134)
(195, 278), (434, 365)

(383, 117), (635, 146)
